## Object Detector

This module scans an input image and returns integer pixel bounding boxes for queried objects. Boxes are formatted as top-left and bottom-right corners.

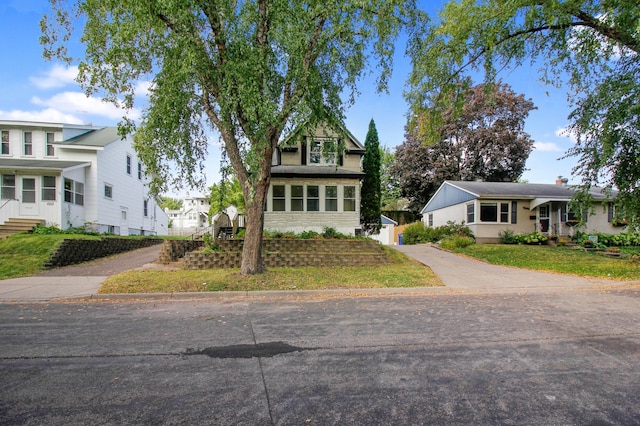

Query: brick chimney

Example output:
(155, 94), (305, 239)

(555, 176), (569, 186)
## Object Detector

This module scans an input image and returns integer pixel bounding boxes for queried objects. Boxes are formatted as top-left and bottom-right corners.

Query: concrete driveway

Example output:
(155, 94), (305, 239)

(394, 244), (626, 292)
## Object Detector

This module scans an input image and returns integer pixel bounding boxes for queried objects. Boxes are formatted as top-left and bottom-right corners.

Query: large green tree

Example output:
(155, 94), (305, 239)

(361, 119), (382, 233)
(408, 0), (640, 227)
(42, 0), (418, 274)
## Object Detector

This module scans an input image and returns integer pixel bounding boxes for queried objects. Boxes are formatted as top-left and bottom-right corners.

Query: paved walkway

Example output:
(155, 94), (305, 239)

(0, 243), (634, 302)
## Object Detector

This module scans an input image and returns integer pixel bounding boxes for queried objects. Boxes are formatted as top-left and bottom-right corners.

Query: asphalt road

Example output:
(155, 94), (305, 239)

(2, 286), (640, 425)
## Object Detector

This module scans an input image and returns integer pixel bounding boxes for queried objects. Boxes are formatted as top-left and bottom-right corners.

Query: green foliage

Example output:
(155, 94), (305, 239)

(299, 230), (321, 240)
(576, 232), (640, 248)
(209, 176), (246, 215)
(439, 235), (475, 250)
(201, 233), (221, 252)
(322, 226), (345, 239)
(401, 221), (474, 245)
(380, 146), (404, 210)
(158, 196), (182, 211)
(361, 119), (382, 233)
(499, 230), (548, 245)
(31, 224), (100, 236)
(498, 229), (517, 244)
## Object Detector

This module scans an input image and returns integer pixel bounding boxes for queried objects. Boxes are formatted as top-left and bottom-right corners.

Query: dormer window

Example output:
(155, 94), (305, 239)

(310, 139), (336, 165)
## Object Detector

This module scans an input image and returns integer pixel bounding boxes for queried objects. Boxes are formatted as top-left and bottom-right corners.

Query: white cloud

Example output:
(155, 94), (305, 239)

(31, 92), (141, 121)
(533, 141), (563, 152)
(134, 80), (155, 98)
(0, 108), (83, 124)
(555, 126), (577, 143)
(30, 65), (79, 89)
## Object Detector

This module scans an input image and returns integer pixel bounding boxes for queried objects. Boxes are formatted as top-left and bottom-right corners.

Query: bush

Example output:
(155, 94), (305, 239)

(499, 229), (518, 244)
(402, 222), (431, 245)
(439, 235), (475, 250)
(402, 221), (475, 245)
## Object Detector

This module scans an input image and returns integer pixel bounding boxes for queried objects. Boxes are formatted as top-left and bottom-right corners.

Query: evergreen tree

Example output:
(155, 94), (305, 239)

(361, 119), (382, 234)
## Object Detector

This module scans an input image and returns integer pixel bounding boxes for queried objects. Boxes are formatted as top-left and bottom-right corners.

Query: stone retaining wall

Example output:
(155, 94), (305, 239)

(177, 239), (389, 269)
(45, 238), (163, 269)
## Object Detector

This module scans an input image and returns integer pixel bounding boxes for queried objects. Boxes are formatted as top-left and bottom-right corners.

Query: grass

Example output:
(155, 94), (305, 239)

(0, 233), (101, 279)
(99, 247), (443, 293)
(453, 244), (640, 281)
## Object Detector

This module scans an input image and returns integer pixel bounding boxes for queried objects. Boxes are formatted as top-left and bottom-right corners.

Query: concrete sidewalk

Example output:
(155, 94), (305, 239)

(1, 243), (633, 303)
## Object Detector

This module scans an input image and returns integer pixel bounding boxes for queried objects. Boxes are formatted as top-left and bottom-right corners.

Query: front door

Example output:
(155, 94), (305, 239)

(19, 177), (38, 216)
(539, 205), (549, 233)
(120, 209), (129, 236)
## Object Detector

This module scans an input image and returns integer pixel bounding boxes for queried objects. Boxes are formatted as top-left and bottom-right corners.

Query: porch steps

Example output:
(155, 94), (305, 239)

(0, 218), (45, 238)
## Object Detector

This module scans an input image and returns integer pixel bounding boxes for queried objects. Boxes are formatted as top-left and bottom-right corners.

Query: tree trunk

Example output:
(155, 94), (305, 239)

(240, 184), (268, 275)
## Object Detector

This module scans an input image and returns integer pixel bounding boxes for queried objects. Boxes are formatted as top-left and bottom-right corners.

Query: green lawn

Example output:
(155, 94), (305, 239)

(0, 234), (101, 279)
(453, 244), (640, 281)
(99, 247), (444, 293)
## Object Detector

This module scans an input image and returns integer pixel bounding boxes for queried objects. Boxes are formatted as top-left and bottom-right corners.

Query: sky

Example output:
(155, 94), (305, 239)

(0, 0), (579, 198)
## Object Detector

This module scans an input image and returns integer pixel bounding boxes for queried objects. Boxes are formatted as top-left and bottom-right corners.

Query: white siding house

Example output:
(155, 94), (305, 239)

(165, 194), (211, 236)
(0, 120), (169, 235)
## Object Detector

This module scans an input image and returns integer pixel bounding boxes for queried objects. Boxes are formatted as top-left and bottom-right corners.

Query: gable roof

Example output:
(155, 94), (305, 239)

(422, 180), (615, 214)
(59, 127), (122, 148)
(280, 119), (365, 154)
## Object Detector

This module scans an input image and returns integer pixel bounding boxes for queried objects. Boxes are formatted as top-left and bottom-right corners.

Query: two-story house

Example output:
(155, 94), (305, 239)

(0, 120), (169, 236)
(264, 123), (365, 235)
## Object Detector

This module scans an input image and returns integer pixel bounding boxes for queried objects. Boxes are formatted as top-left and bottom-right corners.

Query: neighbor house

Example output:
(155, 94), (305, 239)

(0, 120), (169, 236)
(421, 179), (624, 244)
(264, 122), (365, 235)
(165, 194), (211, 236)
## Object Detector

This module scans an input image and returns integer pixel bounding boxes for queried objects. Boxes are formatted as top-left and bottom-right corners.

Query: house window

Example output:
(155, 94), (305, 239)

(42, 176), (56, 201)
(46, 132), (55, 156)
(1, 174), (15, 199)
(291, 185), (304, 211)
(22, 178), (36, 203)
(307, 185), (319, 211)
(1, 130), (9, 155)
(466, 203), (475, 223)
(126, 155), (132, 175)
(309, 139), (336, 165)
(511, 201), (518, 224)
(272, 185), (285, 211)
(480, 202), (498, 222)
(74, 182), (84, 206)
(500, 202), (509, 223)
(343, 186), (356, 212)
(104, 184), (113, 199)
(23, 132), (33, 156)
(325, 186), (338, 211)
(428, 213), (434, 227)
(143, 199), (149, 217)
(64, 179), (73, 203)
(138, 162), (143, 180)
(64, 178), (84, 205)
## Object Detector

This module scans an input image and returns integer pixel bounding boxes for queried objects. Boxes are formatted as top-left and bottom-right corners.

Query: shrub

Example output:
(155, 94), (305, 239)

(439, 235), (475, 250)
(402, 221), (475, 245)
(322, 226), (345, 239)
(299, 230), (320, 239)
(521, 231), (548, 245)
(402, 222), (430, 245)
(499, 229), (518, 244)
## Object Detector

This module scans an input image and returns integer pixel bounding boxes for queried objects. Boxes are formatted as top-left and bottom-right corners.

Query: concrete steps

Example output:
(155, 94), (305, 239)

(0, 218), (45, 238)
